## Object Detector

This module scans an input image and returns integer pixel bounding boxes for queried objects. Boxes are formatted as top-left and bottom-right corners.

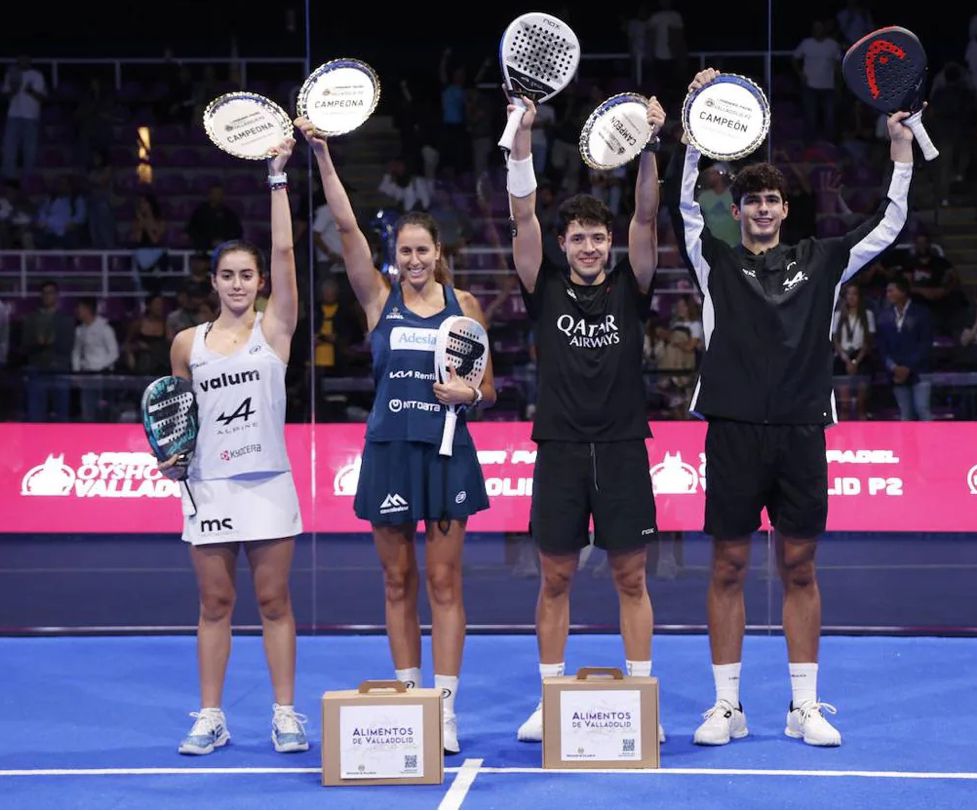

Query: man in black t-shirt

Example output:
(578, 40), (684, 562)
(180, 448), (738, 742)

(505, 96), (666, 744)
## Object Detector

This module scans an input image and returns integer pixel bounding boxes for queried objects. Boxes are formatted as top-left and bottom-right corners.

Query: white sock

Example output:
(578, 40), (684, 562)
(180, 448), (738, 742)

(539, 662), (565, 683)
(273, 704), (293, 712)
(435, 674), (459, 717)
(713, 663), (742, 707)
(626, 660), (651, 677)
(395, 667), (422, 690)
(789, 662), (818, 708)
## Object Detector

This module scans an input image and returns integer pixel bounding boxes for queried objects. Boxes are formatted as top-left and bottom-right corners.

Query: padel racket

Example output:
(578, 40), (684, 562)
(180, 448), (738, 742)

(498, 12), (580, 151)
(434, 316), (489, 457)
(842, 26), (938, 160)
(141, 376), (198, 480)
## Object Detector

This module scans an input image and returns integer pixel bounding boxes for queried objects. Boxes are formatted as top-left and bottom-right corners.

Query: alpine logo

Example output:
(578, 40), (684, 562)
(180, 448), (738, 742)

(783, 263), (808, 291)
(386, 307), (405, 320)
(380, 493), (409, 514)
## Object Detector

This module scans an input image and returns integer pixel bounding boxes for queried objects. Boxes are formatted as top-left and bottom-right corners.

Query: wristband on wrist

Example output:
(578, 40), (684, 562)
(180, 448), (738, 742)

(268, 172), (287, 189)
(643, 136), (661, 153)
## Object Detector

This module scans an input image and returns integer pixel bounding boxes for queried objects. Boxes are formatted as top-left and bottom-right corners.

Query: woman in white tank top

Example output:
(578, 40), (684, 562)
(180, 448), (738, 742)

(165, 137), (309, 757)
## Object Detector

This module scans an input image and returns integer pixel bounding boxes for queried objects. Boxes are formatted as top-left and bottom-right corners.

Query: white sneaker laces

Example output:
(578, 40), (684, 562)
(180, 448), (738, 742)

(702, 699), (737, 720)
(273, 705), (308, 734)
(187, 709), (222, 737)
(796, 700), (837, 720)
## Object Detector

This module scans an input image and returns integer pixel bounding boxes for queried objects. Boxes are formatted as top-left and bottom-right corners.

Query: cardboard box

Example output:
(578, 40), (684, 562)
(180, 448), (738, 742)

(322, 680), (443, 786)
(542, 667), (659, 769)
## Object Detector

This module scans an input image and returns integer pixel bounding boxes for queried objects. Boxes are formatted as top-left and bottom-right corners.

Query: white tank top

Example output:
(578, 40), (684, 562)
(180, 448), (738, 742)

(187, 314), (291, 480)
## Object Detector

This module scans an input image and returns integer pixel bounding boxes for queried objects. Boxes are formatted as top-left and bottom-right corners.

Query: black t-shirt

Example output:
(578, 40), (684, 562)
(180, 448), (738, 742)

(521, 257), (652, 442)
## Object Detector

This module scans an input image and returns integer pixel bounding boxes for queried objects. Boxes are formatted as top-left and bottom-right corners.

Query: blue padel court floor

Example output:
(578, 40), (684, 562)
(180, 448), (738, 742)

(1, 634), (975, 809)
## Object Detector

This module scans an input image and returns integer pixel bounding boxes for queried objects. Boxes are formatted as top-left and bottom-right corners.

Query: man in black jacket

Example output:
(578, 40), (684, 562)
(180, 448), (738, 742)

(667, 68), (915, 748)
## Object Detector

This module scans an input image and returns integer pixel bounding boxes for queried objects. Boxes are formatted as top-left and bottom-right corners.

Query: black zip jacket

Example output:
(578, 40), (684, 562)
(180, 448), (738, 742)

(665, 144), (912, 424)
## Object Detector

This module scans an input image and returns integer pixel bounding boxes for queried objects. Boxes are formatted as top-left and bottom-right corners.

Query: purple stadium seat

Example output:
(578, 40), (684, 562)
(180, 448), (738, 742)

(118, 80), (150, 104)
(69, 255), (104, 272)
(817, 216), (847, 238)
(152, 173), (189, 195)
(152, 123), (186, 145)
(32, 254), (67, 273)
(171, 147), (201, 167)
(224, 174), (258, 195)
(189, 173), (222, 195)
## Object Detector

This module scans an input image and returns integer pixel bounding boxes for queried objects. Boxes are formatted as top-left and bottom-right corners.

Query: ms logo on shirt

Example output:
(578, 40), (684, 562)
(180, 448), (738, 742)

(556, 314), (620, 348)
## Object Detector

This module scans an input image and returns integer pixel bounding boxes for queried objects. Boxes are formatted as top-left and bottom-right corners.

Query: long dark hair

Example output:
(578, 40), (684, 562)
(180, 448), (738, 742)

(838, 283), (870, 345)
(394, 211), (450, 284)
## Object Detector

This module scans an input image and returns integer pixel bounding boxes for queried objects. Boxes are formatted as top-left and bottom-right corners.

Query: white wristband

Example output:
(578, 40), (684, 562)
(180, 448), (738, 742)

(506, 155), (537, 198)
(267, 173), (287, 187)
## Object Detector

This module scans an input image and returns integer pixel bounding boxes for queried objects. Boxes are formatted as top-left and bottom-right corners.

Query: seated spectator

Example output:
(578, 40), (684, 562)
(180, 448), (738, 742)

(20, 281), (74, 421)
(130, 191), (169, 288)
(876, 276), (933, 421)
(87, 149), (116, 248)
(122, 293), (169, 376)
(654, 324), (697, 419)
(165, 283), (204, 341)
(314, 278), (362, 378)
(186, 184), (242, 252)
(378, 157), (431, 212)
(427, 184), (473, 269)
(669, 294), (704, 352)
(696, 164), (739, 246)
(831, 283), (875, 420)
(0, 178), (35, 248)
(36, 176), (86, 248)
(897, 233), (968, 337)
(72, 296), (120, 421)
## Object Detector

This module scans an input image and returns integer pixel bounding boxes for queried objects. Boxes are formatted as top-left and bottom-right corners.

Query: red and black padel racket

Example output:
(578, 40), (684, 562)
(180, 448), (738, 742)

(842, 26), (938, 160)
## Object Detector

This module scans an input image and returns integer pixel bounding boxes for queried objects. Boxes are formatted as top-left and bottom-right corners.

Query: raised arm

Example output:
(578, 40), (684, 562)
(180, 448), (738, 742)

(629, 96), (666, 294)
(506, 97), (543, 293)
(261, 137), (299, 362)
(295, 116), (388, 329)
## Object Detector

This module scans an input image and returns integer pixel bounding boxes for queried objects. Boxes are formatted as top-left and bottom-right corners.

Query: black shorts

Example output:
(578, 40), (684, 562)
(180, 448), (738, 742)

(704, 420), (827, 540)
(530, 439), (658, 554)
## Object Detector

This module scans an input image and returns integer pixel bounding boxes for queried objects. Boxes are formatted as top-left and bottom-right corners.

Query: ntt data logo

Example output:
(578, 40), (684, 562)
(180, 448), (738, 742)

(968, 464), (977, 495)
(20, 452), (180, 499)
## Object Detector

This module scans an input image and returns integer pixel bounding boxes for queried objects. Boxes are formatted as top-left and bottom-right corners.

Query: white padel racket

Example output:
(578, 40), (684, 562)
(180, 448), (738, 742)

(434, 316), (489, 457)
(498, 12), (580, 151)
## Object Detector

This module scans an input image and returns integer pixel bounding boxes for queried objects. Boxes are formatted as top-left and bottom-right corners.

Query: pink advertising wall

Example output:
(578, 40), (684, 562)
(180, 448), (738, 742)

(5, 422), (977, 534)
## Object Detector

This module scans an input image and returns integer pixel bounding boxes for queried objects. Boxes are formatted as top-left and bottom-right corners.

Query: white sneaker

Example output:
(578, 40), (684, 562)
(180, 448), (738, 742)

(272, 704), (310, 753)
(178, 708), (230, 755)
(517, 702), (543, 742)
(658, 723), (666, 744)
(443, 713), (460, 754)
(785, 700), (841, 746)
(693, 700), (749, 745)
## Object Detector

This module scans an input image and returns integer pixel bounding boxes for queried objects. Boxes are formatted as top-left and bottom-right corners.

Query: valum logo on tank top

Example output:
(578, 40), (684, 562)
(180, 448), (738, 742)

(198, 369), (260, 392)
(556, 314), (620, 348)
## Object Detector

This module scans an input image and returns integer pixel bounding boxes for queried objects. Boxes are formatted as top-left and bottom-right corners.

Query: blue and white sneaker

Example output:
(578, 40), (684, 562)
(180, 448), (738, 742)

(178, 708), (230, 755)
(272, 704), (310, 753)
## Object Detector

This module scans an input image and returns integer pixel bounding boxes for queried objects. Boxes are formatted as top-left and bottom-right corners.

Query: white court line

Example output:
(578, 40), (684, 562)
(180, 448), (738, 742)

(2, 766), (977, 780)
(438, 759), (483, 810)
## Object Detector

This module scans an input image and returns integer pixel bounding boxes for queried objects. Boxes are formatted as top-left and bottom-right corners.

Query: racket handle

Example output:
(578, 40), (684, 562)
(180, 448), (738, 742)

(498, 98), (528, 151)
(904, 111), (939, 161)
(439, 407), (457, 457)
